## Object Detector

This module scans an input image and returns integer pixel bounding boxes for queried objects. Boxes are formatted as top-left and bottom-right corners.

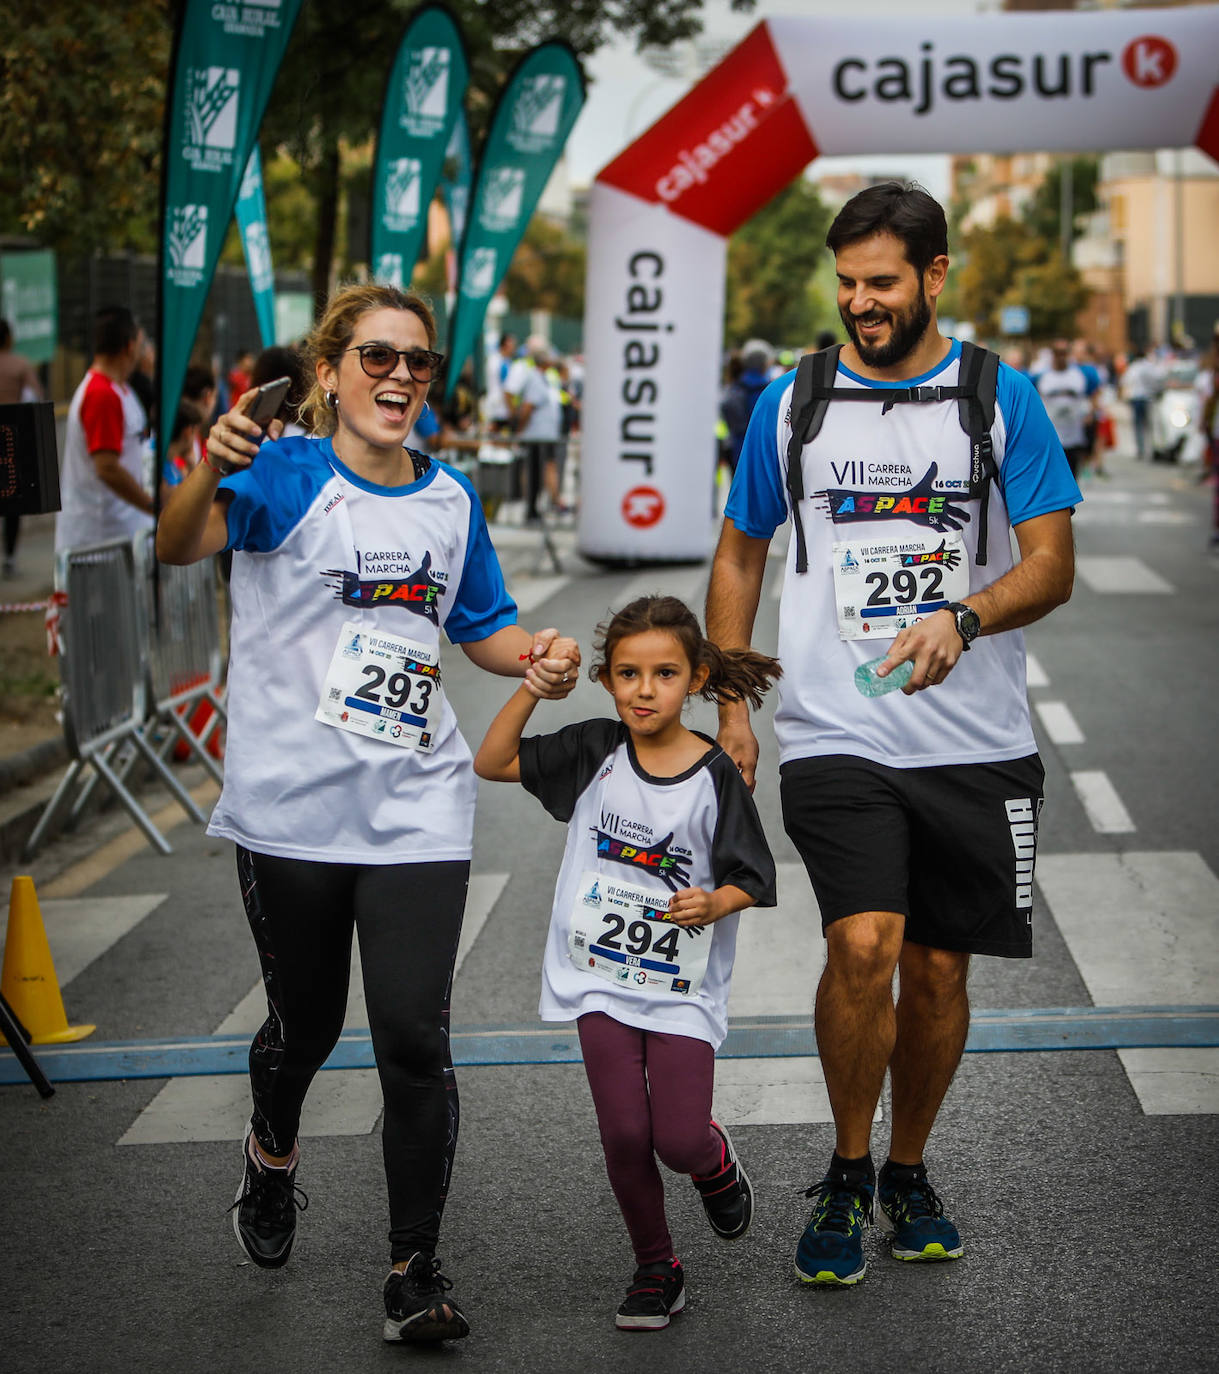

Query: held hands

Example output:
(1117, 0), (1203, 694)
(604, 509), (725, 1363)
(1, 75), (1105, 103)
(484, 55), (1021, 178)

(523, 627), (581, 700)
(717, 712), (760, 792)
(667, 887), (730, 928)
(877, 608), (964, 693)
(204, 393), (283, 477)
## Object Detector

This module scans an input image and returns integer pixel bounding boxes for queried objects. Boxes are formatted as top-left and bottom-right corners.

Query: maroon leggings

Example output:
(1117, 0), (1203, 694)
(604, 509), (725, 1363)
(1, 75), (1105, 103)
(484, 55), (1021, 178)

(577, 1011), (723, 1265)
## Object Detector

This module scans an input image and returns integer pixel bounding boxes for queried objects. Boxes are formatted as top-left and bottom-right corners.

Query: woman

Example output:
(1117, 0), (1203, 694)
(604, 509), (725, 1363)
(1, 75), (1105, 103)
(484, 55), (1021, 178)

(158, 282), (579, 1344)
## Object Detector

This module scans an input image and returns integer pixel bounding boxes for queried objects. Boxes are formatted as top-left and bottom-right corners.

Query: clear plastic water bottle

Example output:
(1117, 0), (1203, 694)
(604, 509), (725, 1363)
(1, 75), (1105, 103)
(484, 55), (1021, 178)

(854, 655), (914, 698)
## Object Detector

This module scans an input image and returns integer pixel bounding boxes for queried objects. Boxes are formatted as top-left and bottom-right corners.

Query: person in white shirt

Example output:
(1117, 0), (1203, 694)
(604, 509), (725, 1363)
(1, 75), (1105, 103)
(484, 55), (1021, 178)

(55, 305), (154, 552)
(1032, 339), (1097, 477)
(1120, 346), (1160, 461)
(157, 281), (580, 1346)
(504, 335), (566, 518)
(475, 595), (779, 1332)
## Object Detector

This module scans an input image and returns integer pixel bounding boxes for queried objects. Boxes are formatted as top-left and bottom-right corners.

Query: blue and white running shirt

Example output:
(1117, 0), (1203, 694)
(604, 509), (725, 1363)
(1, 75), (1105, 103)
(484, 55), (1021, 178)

(207, 435), (517, 863)
(520, 719), (777, 1048)
(726, 342), (1082, 769)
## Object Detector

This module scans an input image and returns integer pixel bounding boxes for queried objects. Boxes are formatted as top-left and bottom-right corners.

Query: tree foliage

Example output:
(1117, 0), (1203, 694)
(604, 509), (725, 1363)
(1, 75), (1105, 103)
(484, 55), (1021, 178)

(951, 213), (1089, 342)
(724, 179), (833, 349)
(0, 2), (171, 255)
(262, 0), (755, 303)
(0, 0), (755, 294)
(1021, 156), (1100, 250)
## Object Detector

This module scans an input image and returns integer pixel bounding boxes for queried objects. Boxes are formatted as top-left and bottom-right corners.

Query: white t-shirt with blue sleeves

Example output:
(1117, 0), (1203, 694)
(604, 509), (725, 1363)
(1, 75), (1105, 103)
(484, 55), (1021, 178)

(209, 434), (517, 863)
(726, 341), (1081, 770)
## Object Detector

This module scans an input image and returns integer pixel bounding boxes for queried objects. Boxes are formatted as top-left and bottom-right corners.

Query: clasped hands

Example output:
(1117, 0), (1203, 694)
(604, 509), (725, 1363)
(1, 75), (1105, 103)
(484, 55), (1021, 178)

(523, 628), (581, 700)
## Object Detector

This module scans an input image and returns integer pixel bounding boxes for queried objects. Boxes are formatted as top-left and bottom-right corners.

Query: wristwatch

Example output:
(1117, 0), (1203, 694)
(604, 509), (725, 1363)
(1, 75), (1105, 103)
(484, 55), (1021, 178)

(946, 601), (981, 650)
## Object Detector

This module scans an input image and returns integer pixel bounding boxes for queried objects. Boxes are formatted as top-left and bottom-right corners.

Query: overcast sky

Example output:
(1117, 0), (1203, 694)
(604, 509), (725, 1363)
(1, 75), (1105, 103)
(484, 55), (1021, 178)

(564, 0), (999, 193)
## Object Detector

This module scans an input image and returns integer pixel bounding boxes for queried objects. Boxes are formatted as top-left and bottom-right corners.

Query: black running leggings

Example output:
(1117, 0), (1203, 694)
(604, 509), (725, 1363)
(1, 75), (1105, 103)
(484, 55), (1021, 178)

(235, 846), (468, 1262)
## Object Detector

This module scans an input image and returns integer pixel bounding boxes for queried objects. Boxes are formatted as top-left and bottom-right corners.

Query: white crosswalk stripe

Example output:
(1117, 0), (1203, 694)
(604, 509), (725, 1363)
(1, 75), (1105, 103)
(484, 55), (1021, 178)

(1035, 850), (1219, 1114)
(1075, 556), (1174, 594)
(17, 845), (1217, 1136)
(118, 873), (510, 1147)
(1, 894), (167, 988)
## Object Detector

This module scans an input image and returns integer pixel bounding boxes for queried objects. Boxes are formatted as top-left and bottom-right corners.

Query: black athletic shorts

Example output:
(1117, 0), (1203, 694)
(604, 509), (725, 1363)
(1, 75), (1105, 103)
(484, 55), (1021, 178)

(779, 753), (1045, 958)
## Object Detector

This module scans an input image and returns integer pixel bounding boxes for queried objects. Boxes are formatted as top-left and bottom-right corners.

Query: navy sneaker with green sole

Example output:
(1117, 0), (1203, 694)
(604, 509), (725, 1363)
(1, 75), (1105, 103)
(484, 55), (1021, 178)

(877, 1163), (963, 1261)
(794, 1169), (874, 1286)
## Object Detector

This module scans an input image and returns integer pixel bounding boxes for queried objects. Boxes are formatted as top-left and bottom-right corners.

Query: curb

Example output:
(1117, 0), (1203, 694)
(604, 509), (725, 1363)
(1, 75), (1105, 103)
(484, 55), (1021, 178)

(0, 736), (68, 795)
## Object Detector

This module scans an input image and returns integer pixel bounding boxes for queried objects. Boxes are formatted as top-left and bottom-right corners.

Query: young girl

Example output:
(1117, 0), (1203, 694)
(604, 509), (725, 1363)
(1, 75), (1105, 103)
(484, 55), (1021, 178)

(475, 595), (780, 1331)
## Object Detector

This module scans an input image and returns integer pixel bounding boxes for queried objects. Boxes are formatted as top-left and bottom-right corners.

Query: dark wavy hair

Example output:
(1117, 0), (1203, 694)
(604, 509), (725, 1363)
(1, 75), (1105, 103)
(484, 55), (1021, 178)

(825, 180), (948, 277)
(590, 595), (781, 710)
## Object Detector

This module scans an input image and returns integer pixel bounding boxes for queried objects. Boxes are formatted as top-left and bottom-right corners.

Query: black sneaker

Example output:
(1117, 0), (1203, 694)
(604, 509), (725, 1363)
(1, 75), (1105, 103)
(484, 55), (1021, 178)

(615, 1258), (685, 1331)
(691, 1119), (753, 1240)
(383, 1252), (470, 1343)
(229, 1123), (306, 1268)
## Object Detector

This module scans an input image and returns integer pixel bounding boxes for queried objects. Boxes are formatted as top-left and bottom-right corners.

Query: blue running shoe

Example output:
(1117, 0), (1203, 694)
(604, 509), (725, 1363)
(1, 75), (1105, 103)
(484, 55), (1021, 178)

(877, 1163), (963, 1262)
(794, 1168), (874, 1286)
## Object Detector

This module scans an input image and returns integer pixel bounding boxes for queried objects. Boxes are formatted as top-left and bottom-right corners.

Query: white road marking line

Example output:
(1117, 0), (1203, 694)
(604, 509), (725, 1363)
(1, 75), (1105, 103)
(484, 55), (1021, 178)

(1037, 850), (1219, 1116)
(1075, 556), (1173, 594)
(1025, 653), (1049, 689)
(1035, 700), (1084, 745)
(1069, 770), (1135, 833)
(120, 875), (510, 1146)
(728, 864), (821, 1017)
(1, 894), (167, 989)
(509, 575), (570, 615)
(1036, 851), (1219, 1007)
(616, 563), (707, 609)
(715, 864), (888, 1127)
(1117, 1049), (1219, 1115)
(714, 1056), (880, 1127)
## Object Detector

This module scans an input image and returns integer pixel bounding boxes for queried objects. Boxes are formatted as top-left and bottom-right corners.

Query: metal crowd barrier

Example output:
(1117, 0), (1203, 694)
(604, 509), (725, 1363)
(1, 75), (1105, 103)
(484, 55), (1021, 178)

(23, 535), (222, 859)
(143, 533), (227, 785)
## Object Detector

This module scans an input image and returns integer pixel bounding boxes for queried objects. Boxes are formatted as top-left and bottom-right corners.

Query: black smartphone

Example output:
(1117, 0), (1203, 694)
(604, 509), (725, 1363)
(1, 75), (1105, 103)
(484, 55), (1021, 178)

(245, 376), (291, 432)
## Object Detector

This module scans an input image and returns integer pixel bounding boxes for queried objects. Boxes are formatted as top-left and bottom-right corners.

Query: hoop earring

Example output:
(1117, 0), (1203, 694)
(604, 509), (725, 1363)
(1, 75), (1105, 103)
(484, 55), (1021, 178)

(325, 390), (338, 409)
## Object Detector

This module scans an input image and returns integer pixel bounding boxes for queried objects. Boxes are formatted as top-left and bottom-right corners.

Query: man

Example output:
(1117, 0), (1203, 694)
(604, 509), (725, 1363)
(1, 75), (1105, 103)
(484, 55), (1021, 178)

(504, 335), (565, 518)
(484, 331), (518, 434)
(1120, 345), (1159, 461)
(706, 182), (1079, 1288)
(720, 339), (773, 475)
(56, 305), (155, 552)
(0, 316), (43, 576)
(1032, 338), (1097, 478)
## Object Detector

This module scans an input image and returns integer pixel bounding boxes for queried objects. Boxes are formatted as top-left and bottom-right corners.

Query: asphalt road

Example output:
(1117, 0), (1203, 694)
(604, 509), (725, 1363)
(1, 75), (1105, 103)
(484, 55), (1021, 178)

(2, 445), (1217, 1374)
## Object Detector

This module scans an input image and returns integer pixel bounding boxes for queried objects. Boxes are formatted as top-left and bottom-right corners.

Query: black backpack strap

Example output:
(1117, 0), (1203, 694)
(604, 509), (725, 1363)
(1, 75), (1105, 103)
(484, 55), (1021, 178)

(957, 341), (1000, 566)
(786, 345), (840, 574)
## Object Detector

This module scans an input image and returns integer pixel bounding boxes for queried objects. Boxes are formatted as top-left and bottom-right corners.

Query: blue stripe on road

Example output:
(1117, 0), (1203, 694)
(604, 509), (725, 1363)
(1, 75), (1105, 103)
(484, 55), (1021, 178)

(2, 1006), (1217, 1087)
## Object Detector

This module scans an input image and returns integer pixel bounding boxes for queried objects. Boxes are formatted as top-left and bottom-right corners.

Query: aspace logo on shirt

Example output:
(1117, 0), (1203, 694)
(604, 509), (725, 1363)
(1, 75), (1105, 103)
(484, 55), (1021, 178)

(815, 462), (972, 532)
(593, 828), (692, 892)
(321, 550), (447, 624)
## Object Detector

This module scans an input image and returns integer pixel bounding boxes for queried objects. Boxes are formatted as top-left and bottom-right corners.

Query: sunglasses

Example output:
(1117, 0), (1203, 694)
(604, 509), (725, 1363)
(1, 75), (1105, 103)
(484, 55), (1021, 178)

(347, 344), (446, 383)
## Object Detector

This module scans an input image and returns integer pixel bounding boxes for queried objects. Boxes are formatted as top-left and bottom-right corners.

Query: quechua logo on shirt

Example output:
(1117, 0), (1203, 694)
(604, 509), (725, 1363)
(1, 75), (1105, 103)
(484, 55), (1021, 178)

(815, 462), (971, 533)
(321, 549), (447, 624)
(593, 828), (692, 893)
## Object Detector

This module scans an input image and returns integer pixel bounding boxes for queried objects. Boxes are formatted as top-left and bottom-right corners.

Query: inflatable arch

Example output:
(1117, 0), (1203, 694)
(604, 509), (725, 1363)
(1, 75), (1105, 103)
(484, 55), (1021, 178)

(577, 6), (1219, 562)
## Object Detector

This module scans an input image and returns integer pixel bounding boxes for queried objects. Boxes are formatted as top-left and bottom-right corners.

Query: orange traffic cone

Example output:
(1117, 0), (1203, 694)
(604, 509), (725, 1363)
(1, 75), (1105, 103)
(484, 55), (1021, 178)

(0, 876), (94, 1045)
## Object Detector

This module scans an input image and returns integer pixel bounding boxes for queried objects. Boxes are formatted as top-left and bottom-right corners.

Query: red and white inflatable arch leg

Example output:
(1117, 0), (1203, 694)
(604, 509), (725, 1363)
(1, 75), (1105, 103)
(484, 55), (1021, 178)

(577, 24), (815, 563)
